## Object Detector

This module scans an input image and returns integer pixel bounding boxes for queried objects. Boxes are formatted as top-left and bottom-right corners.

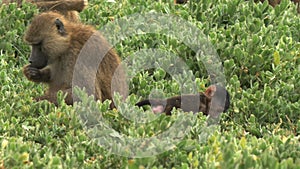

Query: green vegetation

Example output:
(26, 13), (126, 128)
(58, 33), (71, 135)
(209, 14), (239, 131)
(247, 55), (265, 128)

(0, 0), (299, 168)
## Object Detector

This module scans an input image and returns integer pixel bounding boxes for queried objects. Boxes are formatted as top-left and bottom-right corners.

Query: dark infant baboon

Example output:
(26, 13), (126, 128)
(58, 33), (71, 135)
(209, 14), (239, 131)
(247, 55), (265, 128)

(136, 85), (230, 116)
(174, 0), (188, 4)
(2, 0), (88, 22)
(23, 11), (127, 107)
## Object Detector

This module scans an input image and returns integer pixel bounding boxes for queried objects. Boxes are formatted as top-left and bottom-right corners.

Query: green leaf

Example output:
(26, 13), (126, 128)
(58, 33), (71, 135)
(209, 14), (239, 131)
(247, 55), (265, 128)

(273, 51), (281, 66)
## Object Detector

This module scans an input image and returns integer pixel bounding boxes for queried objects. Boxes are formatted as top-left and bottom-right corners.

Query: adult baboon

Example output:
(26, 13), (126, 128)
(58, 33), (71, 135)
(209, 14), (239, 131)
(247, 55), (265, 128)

(23, 11), (127, 107)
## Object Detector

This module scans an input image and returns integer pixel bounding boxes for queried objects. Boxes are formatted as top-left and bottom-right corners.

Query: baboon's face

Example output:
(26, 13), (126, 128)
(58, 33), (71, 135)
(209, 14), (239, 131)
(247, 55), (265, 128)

(207, 85), (230, 115)
(24, 12), (71, 68)
(28, 43), (48, 69)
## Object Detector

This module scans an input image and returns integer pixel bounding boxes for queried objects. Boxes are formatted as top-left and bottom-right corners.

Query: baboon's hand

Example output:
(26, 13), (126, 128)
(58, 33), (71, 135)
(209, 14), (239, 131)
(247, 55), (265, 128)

(23, 65), (42, 81)
(23, 64), (51, 82)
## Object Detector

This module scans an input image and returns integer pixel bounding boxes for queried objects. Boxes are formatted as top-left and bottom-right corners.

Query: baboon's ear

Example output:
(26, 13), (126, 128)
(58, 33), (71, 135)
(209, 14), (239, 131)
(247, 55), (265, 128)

(55, 18), (66, 35)
(205, 85), (217, 97)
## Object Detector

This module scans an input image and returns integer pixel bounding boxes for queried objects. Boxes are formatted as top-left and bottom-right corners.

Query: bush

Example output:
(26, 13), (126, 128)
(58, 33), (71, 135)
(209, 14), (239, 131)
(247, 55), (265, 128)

(0, 0), (299, 168)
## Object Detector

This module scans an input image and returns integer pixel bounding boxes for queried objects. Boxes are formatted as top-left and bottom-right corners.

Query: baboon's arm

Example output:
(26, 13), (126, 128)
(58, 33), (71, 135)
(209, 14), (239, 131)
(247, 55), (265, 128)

(23, 64), (51, 83)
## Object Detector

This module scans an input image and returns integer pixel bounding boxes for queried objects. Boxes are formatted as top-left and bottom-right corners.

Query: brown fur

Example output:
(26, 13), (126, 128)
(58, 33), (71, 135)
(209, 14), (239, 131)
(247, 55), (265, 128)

(23, 11), (127, 107)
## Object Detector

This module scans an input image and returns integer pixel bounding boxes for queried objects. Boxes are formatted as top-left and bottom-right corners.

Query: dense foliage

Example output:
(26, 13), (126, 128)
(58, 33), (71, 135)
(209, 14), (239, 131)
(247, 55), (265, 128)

(0, 0), (299, 168)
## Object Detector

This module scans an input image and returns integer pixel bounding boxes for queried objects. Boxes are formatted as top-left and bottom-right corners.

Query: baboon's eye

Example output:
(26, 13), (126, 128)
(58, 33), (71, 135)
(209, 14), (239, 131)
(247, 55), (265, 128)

(54, 18), (66, 35)
(37, 41), (43, 46)
(36, 41), (43, 46)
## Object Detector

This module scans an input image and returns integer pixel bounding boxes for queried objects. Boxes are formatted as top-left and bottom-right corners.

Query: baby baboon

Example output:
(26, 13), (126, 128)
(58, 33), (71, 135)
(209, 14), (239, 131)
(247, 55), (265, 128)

(2, 0), (88, 22)
(23, 11), (127, 107)
(136, 85), (230, 116)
